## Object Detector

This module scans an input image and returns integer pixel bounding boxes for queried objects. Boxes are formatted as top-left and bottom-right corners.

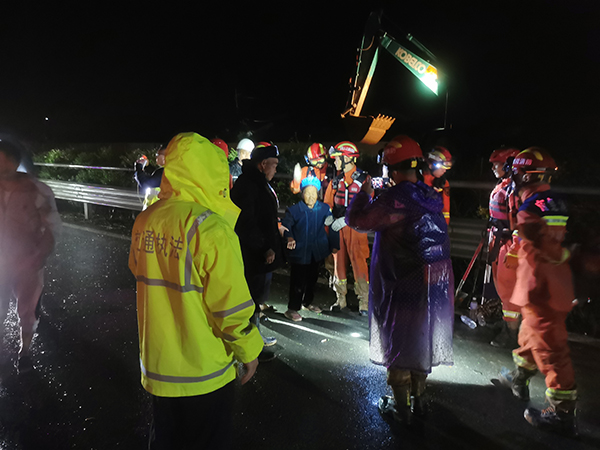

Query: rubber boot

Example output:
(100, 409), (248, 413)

(17, 319), (39, 374)
(330, 279), (348, 311)
(355, 279), (369, 316)
(525, 397), (578, 437)
(499, 366), (538, 401)
(379, 384), (411, 423)
(491, 320), (519, 349)
(410, 372), (428, 416)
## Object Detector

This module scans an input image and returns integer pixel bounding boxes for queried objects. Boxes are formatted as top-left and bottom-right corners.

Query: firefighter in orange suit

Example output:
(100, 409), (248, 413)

(488, 147), (521, 348)
(423, 146), (452, 225)
(499, 148), (578, 436)
(290, 143), (330, 197)
(323, 141), (370, 315)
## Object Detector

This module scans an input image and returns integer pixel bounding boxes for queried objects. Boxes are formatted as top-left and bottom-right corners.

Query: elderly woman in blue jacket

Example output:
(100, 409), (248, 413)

(282, 177), (340, 321)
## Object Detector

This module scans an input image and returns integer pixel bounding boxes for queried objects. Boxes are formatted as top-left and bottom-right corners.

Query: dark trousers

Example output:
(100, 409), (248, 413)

(149, 381), (235, 450)
(246, 271), (273, 316)
(288, 260), (321, 311)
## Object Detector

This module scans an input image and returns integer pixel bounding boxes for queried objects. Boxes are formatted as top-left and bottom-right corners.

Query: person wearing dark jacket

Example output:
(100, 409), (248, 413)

(281, 177), (339, 321)
(134, 147), (165, 210)
(230, 142), (282, 357)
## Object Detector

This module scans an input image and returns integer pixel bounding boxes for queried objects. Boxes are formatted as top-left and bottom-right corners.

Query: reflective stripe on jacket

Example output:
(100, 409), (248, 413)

(510, 184), (574, 312)
(129, 133), (263, 397)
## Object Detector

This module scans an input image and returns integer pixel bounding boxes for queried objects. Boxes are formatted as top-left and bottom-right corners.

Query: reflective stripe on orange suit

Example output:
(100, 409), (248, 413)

(510, 184), (575, 392)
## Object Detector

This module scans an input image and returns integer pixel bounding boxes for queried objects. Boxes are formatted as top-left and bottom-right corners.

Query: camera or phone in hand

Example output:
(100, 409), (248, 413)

(370, 177), (390, 190)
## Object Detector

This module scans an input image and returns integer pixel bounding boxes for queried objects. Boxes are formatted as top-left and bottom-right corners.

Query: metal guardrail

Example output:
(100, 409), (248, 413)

(42, 177), (488, 258)
(40, 170), (599, 259)
(43, 180), (143, 218)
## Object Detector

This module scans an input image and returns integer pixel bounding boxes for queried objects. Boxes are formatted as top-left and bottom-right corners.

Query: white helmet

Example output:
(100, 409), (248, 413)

(237, 138), (255, 153)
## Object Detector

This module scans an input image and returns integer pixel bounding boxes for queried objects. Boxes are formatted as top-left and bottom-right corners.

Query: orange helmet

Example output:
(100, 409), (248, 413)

(512, 147), (557, 174)
(489, 147), (520, 163)
(427, 146), (453, 169)
(211, 139), (229, 158)
(306, 143), (326, 165)
(330, 141), (359, 158)
(382, 135), (423, 167)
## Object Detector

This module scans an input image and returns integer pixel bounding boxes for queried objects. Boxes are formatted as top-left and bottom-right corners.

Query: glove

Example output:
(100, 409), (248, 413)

(331, 217), (347, 232)
(324, 216), (334, 227)
(352, 171), (368, 187)
(293, 163), (302, 184)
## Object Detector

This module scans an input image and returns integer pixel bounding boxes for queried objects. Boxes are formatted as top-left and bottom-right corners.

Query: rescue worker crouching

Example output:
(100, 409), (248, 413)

(498, 147), (579, 436)
(129, 132), (263, 449)
(323, 141), (370, 315)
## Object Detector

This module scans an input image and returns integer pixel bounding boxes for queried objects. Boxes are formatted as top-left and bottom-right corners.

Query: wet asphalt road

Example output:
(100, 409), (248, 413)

(0, 222), (599, 450)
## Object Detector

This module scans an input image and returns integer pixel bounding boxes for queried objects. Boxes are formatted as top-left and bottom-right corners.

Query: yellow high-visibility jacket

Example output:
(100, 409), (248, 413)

(129, 132), (263, 397)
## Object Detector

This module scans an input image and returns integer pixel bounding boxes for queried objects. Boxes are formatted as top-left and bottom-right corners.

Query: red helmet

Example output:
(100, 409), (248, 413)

(382, 135), (423, 167)
(330, 141), (359, 158)
(427, 146), (453, 169)
(489, 147), (520, 163)
(211, 139), (229, 158)
(512, 147), (557, 174)
(306, 143), (326, 164)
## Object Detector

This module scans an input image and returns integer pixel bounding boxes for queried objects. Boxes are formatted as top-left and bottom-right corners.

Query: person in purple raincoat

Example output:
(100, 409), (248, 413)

(346, 135), (454, 422)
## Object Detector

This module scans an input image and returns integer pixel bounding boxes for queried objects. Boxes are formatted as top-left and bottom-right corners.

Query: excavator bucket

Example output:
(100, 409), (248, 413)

(360, 114), (396, 145)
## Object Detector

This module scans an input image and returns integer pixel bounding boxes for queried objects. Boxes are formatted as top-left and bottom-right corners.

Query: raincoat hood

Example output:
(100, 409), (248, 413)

(159, 132), (240, 228)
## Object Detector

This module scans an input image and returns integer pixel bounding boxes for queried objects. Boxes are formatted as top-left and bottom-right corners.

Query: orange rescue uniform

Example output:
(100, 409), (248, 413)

(289, 165), (328, 194)
(509, 184), (576, 399)
(324, 166), (370, 306)
(489, 178), (520, 321)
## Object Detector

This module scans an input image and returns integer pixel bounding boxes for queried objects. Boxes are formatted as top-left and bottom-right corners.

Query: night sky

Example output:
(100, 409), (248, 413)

(1, 1), (599, 157)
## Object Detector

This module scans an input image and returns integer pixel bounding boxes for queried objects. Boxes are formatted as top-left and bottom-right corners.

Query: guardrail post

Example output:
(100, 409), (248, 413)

(83, 202), (89, 220)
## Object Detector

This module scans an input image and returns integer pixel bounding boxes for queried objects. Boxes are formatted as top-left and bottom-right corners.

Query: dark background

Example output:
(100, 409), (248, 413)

(1, 1), (599, 173)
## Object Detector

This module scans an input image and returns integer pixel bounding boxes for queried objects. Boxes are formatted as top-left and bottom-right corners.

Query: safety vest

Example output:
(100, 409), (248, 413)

(331, 170), (363, 218)
(489, 178), (512, 221)
(129, 200), (262, 397)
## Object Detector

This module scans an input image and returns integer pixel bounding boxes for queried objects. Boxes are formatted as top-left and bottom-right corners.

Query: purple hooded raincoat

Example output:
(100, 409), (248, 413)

(347, 180), (454, 373)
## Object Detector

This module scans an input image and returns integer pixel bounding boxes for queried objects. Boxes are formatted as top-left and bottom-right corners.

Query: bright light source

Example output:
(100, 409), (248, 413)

(45, 117), (49, 121)
(350, 332), (361, 338)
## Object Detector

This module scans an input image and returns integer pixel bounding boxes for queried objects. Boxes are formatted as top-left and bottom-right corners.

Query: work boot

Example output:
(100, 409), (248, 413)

(331, 279), (348, 311)
(499, 366), (537, 401)
(524, 400), (578, 437)
(491, 321), (519, 349)
(330, 297), (347, 312)
(379, 384), (411, 423)
(410, 372), (428, 416)
(358, 299), (368, 316)
(355, 279), (369, 315)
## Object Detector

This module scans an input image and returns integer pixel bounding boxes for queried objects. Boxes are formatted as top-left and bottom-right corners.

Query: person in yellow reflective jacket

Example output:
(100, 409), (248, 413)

(129, 132), (263, 450)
